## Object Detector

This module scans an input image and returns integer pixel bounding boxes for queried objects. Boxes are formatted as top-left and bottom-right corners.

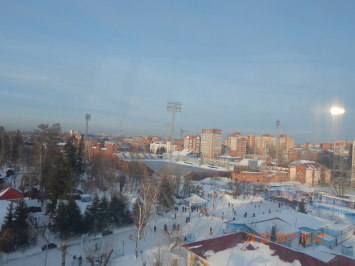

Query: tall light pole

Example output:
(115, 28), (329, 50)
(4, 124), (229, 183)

(167, 102), (182, 172)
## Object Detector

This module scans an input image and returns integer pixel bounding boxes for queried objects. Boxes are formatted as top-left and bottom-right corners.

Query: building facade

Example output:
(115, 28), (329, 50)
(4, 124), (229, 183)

(201, 129), (222, 159)
(184, 135), (201, 154)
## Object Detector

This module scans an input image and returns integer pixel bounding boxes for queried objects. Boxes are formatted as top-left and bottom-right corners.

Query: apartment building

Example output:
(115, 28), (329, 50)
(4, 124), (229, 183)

(184, 135), (201, 154)
(226, 132), (247, 157)
(201, 129), (222, 159)
(320, 142), (334, 150)
(334, 140), (352, 157)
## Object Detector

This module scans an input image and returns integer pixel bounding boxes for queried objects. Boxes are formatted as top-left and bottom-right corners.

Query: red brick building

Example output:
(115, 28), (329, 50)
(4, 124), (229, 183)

(226, 132), (247, 158)
(184, 135), (201, 154)
(232, 170), (289, 183)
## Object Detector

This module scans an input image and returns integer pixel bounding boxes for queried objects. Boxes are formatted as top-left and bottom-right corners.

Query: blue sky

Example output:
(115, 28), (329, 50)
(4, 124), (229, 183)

(1, 0), (355, 143)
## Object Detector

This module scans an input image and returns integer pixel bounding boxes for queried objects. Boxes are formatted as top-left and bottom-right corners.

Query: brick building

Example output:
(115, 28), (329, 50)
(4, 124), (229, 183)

(334, 140), (352, 157)
(289, 162), (331, 185)
(320, 142), (334, 150)
(201, 129), (222, 159)
(184, 135), (201, 154)
(232, 170), (289, 183)
(226, 132), (247, 158)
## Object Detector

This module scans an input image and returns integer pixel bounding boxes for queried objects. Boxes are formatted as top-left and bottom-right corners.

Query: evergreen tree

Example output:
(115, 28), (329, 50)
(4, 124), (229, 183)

(52, 201), (68, 238)
(45, 198), (57, 231)
(49, 156), (74, 199)
(66, 197), (83, 235)
(298, 199), (307, 214)
(156, 147), (160, 155)
(13, 199), (29, 247)
(159, 176), (174, 208)
(110, 193), (132, 226)
(1, 202), (14, 233)
(75, 136), (84, 177)
(83, 193), (100, 234)
(98, 196), (110, 230)
(64, 136), (77, 171)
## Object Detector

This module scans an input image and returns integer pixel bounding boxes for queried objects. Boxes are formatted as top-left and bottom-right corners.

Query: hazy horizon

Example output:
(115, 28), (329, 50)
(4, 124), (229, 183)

(1, 1), (355, 144)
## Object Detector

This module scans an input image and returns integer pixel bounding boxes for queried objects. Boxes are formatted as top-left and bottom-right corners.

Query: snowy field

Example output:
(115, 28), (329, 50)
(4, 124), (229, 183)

(0, 177), (353, 266)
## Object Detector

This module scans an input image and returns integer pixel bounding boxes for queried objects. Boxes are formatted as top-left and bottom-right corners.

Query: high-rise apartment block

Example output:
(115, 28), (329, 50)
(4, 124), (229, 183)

(334, 140), (352, 157)
(184, 135), (201, 154)
(201, 129), (222, 159)
(226, 132), (247, 157)
(226, 132), (294, 161)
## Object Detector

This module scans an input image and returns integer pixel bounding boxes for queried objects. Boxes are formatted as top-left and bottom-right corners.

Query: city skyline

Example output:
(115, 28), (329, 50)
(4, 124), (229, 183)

(1, 1), (355, 143)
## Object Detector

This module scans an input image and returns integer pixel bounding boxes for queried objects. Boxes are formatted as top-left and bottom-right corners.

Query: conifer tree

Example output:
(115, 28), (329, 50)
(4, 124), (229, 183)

(13, 199), (29, 247)
(49, 156), (74, 199)
(45, 198), (57, 231)
(64, 136), (77, 173)
(1, 202), (14, 233)
(75, 136), (84, 177)
(159, 176), (174, 208)
(52, 201), (68, 238)
(110, 193), (132, 226)
(83, 193), (100, 234)
(66, 197), (83, 235)
(98, 195), (110, 230)
(298, 199), (307, 214)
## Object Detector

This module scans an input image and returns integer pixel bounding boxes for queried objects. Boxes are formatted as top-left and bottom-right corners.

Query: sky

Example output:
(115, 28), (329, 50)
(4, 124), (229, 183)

(1, 0), (355, 144)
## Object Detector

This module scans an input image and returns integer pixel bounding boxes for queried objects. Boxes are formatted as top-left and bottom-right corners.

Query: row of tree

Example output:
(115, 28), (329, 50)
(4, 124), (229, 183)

(49, 193), (132, 238)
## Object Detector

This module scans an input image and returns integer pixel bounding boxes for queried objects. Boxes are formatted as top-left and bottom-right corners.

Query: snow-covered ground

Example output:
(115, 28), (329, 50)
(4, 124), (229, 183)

(0, 177), (354, 265)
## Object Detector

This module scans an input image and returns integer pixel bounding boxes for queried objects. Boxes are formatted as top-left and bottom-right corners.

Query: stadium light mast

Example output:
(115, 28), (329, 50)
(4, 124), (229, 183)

(167, 102), (182, 171)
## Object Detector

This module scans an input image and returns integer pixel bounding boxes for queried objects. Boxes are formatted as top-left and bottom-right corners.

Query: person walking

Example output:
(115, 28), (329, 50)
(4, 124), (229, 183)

(210, 227), (212, 235)
(154, 226), (156, 232)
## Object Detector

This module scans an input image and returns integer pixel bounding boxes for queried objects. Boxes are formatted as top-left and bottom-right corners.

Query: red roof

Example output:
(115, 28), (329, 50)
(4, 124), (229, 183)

(0, 187), (24, 200)
(182, 232), (355, 266)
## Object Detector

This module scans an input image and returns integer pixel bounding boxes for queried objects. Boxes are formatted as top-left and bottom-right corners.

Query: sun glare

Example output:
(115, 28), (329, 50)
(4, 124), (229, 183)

(330, 107), (345, 115)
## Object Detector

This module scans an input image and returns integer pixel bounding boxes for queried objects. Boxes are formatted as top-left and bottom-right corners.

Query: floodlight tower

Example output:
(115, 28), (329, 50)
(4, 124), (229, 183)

(167, 102), (182, 170)
(164, 123), (170, 143)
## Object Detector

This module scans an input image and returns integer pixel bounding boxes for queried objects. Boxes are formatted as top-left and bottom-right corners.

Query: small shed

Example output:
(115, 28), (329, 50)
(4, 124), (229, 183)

(0, 187), (24, 200)
(184, 195), (208, 207)
(80, 194), (92, 202)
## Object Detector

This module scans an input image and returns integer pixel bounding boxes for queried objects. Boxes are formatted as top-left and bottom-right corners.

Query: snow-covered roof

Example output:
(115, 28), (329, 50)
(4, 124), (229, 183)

(237, 159), (265, 167)
(184, 195), (208, 204)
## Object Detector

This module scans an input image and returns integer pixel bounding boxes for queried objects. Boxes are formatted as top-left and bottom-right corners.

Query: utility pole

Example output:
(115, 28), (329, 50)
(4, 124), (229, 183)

(167, 102), (182, 172)
(276, 119), (280, 170)
(61, 243), (66, 266)
(120, 120), (122, 136)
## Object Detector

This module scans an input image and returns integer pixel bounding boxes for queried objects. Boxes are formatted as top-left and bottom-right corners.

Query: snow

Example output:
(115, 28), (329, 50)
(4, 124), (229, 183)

(2, 176), (354, 265)
(0, 200), (11, 225)
(183, 195), (208, 204)
(206, 242), (301, 266)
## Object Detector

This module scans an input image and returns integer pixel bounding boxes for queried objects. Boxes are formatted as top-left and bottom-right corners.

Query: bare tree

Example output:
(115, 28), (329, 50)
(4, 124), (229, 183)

(82, 236), (115, 266)
(328, 160), (351, 197)
(130, 177), (160, 259)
